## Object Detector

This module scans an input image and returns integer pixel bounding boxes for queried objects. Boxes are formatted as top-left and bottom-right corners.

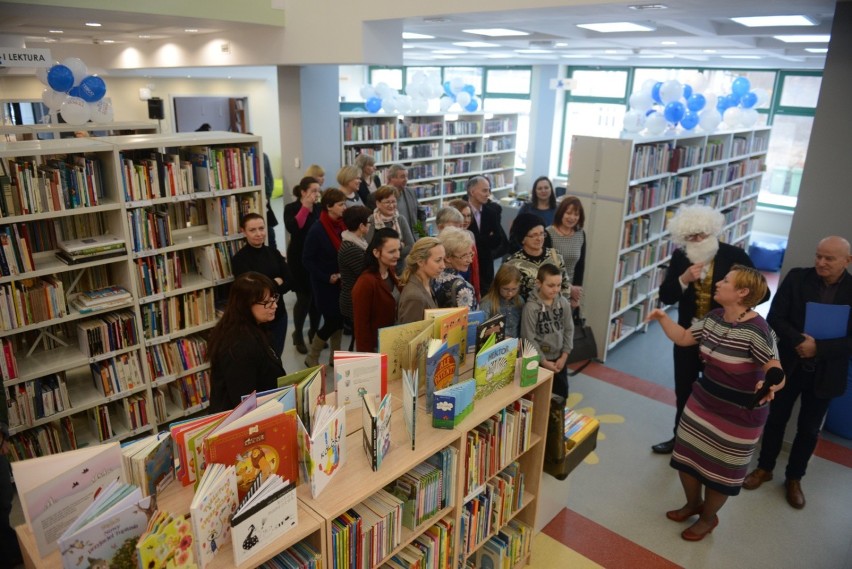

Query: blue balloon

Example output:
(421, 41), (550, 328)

(443, 81), (454, 97)
(663, 101), (686, 124)
(651, 82), (663, 104)
(365, 97), (382, 113)
(717, 97), (730, 113)
(682, 84), (693, 100)
(728, 91), (742, 105)
(645, 108), (657, 117)
(78, 75), (107, 103)
(686, 93), (706, 112)
(680, 111), (700, 130)
(47, 64), (74, 92)
(462, 84), (475, 97)
(68, 86), (83, 98)
(464, 98), (479, 112)
(740, 91), (758, 109)
(731, 76), (751, 96)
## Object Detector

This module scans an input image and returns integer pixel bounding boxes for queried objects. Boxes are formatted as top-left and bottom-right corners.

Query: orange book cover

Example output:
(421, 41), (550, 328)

(204, 411), (299, 500)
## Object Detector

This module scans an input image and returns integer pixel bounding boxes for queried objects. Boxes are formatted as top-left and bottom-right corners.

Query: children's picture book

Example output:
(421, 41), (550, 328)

(230, 474), (298, 566)
(136, 511), (197, 568)
(190, 463), (239, 568)
(425, 306), (469, 364)
(519, 339), (541, 387)
(362, 392), (392, 471)
(298, 404), (346, 499)
(378, 319), (433, 381)
(466, 310), (485, 355)
(277, 365), (325, 432)
(474, 335), (519, 400)
(58, 481), (155, 569)
(169, 411), (229, 486)
(121, 431), (175, 498)
(12, 443), (124, 557)
(401, 368), (418, 451)
(334, 351), (387, 412)
(425, 339), (460, 407)
(476, 312), (506, 354)
(407, 322), (434, 396)
(432, 378), (476, 429)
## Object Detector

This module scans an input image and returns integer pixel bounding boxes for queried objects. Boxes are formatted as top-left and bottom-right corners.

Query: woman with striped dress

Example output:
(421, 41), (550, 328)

(647, 265), (785, 542)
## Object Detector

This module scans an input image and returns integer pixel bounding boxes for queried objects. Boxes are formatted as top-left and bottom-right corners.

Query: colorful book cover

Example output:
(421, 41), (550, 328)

(425, 306), (469, 364)
(466, 310), (485, 356)
(432, 378), (476, 429)
(277, 365), (325, 432)
(476, 312), (505, 354)
(519, 339), (541, 388)
(334, 351), (387, 412)
(169, 412), (228, 487)
(121, 431), (176, 498)
(298, 404), (346, 499)
(378, 319), (433, 382)
(473, 335), (519, 400)
(407, 323), (434, 397)
(190, 464), (239, 569)
(362, 392), (392, 471)
(425, 339), (460, 407)
(136, 511), (197, 568)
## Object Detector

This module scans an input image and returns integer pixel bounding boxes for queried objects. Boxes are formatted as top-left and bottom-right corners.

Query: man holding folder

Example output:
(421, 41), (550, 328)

(744, 236), (852, 509)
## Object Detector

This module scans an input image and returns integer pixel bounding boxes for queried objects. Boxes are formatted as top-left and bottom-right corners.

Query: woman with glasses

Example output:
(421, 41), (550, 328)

(505, 213), (571, 302)
(352, 228), (401, 352)
(446, 199), (482, 300)
(231, 212), (291, 358)
(433, 226), (478, 310)
(209, 272), (286, 412)
(366, 185), (415, 274)
(547, 196), (587, 309)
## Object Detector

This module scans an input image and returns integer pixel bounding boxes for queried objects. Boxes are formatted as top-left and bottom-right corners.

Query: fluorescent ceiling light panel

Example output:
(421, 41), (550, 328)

(629, 3), (668, 10)
(402, 32), (434, 39)
(805, 47), (828, 53)
(85, 22), (101, 27)
(48, 30), (63, 34)
(577, 22), (654, 33)
(184, 28), (199, 33)
(433, 49), (466, 54)
(453, 41), (499, 48)
(485, 54), (513, 59)
(721, 55), (762, 59)
(516, 49), (552, 54)
(661, 41), (677, 45)
(731, 15), (815, 27)
(773, 34), (830, 43)
(561, 54), (588, 58)
(462, 28), (529, 37)
(703, 49), (717, 53)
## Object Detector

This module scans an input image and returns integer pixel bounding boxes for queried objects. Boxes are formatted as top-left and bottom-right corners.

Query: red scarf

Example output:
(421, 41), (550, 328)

(319, 209), (345, 251)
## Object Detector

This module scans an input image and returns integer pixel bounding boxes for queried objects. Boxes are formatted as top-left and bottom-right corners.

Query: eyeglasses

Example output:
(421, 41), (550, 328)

(380, 199), (398, 206)
(526, 231), (546, 240)
(452, 252), (475, 260)
(684, 233), (708, 242)
(255, 293), (280, 309)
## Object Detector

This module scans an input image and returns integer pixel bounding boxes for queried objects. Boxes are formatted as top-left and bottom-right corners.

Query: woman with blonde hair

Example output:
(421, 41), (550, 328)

(354, 154), (381, 206)
(433, 226), (478, 310)
(397, 237), (445, 324)
(305, 164), (325, 188)
(337, 165), (364, 207)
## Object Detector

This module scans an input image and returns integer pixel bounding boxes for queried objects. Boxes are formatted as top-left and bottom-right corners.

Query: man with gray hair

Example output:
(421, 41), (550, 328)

(652, 204), (759, 454)
(387, 164), (424, 234)
(466, 175), (508, 294)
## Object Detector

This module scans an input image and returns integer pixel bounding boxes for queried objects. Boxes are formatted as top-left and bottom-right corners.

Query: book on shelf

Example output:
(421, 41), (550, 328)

(425, 306), (469, 364)
(406, 320), (435, 398)
(277, 364), (325, 433)
(466, 310), (485, 355)
(475, 312), (506, 355)
(136, 510), (197, 569)
(518, 339), (541, 388)
(401, 368), (418, 451)
(378, 318), (433, 382)
(56, 232), (125, 254)
(121, 431), (176, 498)
(230, 473), (298, 566)
(11, 442), (124, 557)
(362, 392), (392, 471)
(432, 378), (475, 429)
(169, 411), (229, 487)
(298, 403), (346, 499)
(473, 334), (519, 400)
(190, 463), (239, 569)
(388, 459), (443, 530)
(424, 338), (460, 407)
(333, 351), (387, 412)
(57, 480), (156, 569)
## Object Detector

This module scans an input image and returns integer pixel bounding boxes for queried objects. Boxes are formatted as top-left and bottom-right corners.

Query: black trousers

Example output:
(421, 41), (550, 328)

(0, 453), (22, 568)
(672, 343), (702, 435)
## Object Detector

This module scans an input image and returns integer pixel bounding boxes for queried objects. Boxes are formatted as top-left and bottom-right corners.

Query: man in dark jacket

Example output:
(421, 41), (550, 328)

(466, 175), (508, 295)
(652, 204), (758, 454)
(743, 236), (852, 509)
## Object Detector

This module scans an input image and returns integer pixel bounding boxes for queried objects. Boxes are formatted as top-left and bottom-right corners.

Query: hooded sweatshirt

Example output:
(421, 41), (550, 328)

(521, 288), (574, 360)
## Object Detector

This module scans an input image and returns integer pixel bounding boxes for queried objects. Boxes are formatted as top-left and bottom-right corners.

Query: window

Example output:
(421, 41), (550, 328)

(570, 69), (628, 98)
(778, 74), (822, 108)
(484, 67), (532, 170)
(486, 68), (532, 95)
(369, 67), (403, 91)
(443, 67), (483, 94)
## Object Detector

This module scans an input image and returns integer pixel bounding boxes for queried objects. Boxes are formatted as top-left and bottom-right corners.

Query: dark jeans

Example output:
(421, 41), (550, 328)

(756, 367), (832, 480)
(0, 453), (22, 568)
(672, 343), (702, 435)
(292, 291), (320, 341)
(548, 361), (569, 399)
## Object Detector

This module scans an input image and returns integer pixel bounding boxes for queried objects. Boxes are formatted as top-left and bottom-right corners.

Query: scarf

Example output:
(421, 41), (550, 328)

(372, 212), (403, 244)
(341, 230), (368, 250)
(319, 209), (345, 251)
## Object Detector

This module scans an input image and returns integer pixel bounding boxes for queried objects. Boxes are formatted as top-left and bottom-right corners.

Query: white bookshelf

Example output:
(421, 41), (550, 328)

(1, 121), (159, 142)
(571, 127), (770, 361)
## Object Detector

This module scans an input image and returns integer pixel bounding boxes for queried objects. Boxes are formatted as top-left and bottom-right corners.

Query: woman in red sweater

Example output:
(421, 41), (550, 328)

(352, 228), (401, 352)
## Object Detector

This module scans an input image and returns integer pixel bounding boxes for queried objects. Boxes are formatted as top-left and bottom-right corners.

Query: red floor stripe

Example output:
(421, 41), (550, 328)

(542, 508), (683, 569)
(815, 437), (852, 468)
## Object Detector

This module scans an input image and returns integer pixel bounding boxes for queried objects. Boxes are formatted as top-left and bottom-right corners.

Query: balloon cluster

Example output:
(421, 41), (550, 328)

(38, 57), (113, 125)
(360, 72), (480, 114)
(623, 76), (770, 136)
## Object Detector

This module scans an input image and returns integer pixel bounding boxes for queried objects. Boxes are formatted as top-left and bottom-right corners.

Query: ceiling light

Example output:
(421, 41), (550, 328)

(773, 34), (830, 43)
(184, 28), (199, 33)
(102, 40), (115, 44)
(805, 47), (828, 53)
(721, 55), (762, 59)
(628, 3), (668, 10)
(661, 41), (677, 45)
(402, 32), (434, 39)
(48, 29), (63, 34)
(485, 54), (513, 59)
(731, 15), (815, 27)
(703, 49), (717, 53)
(138, 34), (151, 39)
(453, 41), (499, 48)
(640, 54), (674, 58)
(561, 54), (588, 58)
(516, 49), (552, 54)
(555, 42), (568, 47)
(433, 49), (466, 54)
(430, 55), (457, 60)
(85, 22), (101, 27)
(577, 22), (654, 33)
(462, 28), (529, 37)
(605, 49), (619, 54)
(43, 38), (56, 43)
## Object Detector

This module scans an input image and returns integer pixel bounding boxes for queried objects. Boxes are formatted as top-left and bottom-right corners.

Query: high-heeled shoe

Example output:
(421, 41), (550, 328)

(665, 503), (704, 522)
(681, 516), (719, 541)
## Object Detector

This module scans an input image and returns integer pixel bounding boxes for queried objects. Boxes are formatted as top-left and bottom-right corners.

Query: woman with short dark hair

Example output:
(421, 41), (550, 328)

(352, 228), (401, 352)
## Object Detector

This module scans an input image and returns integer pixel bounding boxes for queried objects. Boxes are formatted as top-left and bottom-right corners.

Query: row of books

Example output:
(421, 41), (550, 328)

(627, 178), (673, 214)
(119, 151), (195, 201)
(484, 117), (515, 134)
(123, 392), (151, 431)
(0, 223), (36, 275)
(383, 518), (453, 569)
(0, 156), (105, 218)
(165, 370), (211, 411)
(400, 120), (444, 138)
(483, 136), (514, 152)
(140, 288), (217, 339)
(630, 142), (673, 180)
(145, 334), (208, 380)
(4, 416), (76, 461)
(621, 215), (652, 250)
(443, 159), (473, 176)
(77, 310), (140, 357)
(445, 140), (477, 155)
(387, 454), (451, 531)
(5, 373), (70, 428)
(205, 193), (259, 236)
(481, 156), (507, 170)
(190, 145), (260, 192)
(342, 144), (395, 165)
(460, 461), (525, 558)
(0, 275), (67, 331)
(465, 519), (533, 569)
(668, 143), (705, 172)
(126, 205), (173, 252)
(342, 121), (399, 142)
(400, 141), (441, 159)
(0, 337), (18, 380)
(342, 490), (405, 567)
(90, 351), (145, 397)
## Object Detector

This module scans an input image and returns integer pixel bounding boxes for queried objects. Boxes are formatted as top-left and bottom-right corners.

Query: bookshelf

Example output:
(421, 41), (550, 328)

(1, 131), (263, 460)
(570, 127), (770, 361)
(1, 121), (160, 142)
(340, 112), (518, 233)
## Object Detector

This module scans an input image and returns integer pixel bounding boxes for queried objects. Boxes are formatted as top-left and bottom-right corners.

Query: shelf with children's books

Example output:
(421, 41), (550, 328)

(570, 126), (769, 361)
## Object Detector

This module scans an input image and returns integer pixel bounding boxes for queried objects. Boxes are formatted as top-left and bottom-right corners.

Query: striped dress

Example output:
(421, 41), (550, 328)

(671, 309), (780, 496)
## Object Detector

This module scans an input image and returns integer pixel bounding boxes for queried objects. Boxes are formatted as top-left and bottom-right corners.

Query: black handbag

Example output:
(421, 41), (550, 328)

(566, 307), (599, 376)
(544, 394), (599, 480)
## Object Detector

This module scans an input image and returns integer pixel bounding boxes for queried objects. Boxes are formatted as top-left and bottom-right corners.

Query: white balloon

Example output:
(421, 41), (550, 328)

(90, 97), (114, 123)
(449, 77), (465, 95)
(752, 88), (770, 108)
(723, 107), (743, 128)
(644, 112), (667, 135)
(411, 97), (428, 113)
(629, 91), (655, 112)
(396, 95), (412, 114)
(61, 57), (88, 86)
(622, 109), (646, 133)
(36, 65), (51, 86)
(740, 108), (759, 128)
(439, 96), (454, 112)
(360, 84), (376, 100)
(375, 82), (393, 100)
(703, 92), (718, 111)
(59, 96), (91, 125)
(42, 88), (67, 110)
(455, 91), (471, 108)
(640, 79), (658, 96)
(412, 71), (427, 85)
(689, 72), (707, 93)
(659, 80), (683, 104)
(381, 97), (397, 113)
(699, 109), (722, 132)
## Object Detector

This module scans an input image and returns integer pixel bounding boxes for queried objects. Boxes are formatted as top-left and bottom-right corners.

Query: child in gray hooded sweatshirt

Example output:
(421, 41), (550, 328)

(521, 263), (574, 397)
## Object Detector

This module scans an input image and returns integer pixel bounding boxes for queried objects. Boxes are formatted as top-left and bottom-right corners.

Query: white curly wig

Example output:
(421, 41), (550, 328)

(668, 204), (724, 246)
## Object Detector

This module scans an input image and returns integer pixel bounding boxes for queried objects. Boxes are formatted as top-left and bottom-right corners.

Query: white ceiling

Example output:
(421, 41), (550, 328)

(0, 0), (837, 74)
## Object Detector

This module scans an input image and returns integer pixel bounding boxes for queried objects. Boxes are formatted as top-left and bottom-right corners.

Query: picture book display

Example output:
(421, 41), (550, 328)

(476, 312), (506, 354)
(136, 510), (197, 569)
(401, 368), (418, 451)
(12, 442), (124, 557)
(425, 306), (469, 363)
(518, 339), (541, 388)
(121, 431), (175, 498)
(58, 481), (155, 569)
(230, 473), (298, 566)
(466, 310), (485, 355)
(333, 351), (387, 412)
(474, 335), (519, 400)
(406, 322), (434, 396)
(362, 392), (392, 471)
(277, 364), (325, 432)
(378, 319), (432, 381)
(190, 463), (239, 568)
(432, 378), (475, 429)
(425, 339), (460, 407)
(298, 404), (346, 498)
